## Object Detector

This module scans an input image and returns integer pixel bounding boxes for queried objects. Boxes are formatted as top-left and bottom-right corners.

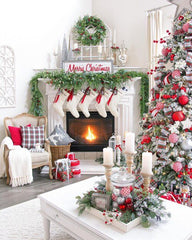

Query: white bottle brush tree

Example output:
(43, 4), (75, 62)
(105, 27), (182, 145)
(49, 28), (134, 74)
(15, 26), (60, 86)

(134, 9), (192, 191)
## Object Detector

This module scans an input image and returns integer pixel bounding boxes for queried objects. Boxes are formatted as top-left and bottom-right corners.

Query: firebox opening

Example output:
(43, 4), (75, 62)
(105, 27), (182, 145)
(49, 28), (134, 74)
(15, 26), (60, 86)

(66, 111), (114, 152)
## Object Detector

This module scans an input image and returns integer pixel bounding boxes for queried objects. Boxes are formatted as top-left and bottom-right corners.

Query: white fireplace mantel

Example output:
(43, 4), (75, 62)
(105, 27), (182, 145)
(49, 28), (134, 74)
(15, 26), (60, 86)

(38, 77), (140, 139)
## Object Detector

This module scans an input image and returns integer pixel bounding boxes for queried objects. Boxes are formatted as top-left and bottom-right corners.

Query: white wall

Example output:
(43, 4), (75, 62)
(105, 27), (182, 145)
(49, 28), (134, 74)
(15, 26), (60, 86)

(92, 0), (171, 68)
(0, 0), (92, 141)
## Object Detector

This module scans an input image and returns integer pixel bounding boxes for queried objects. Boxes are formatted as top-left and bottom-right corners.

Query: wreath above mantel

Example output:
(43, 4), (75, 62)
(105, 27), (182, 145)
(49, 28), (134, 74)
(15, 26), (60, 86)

(29, 70), (149, 117)
(73, 15), (107, 46)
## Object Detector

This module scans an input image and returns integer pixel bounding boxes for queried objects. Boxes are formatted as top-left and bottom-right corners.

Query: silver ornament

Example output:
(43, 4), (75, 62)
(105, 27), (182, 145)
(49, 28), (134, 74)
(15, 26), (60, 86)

(181, 139), (192, 151)
(116, 197), (125, 204)
(113, 188), (120, 196)
(188, 160), (192, 168)
(113, 202), (118, 209)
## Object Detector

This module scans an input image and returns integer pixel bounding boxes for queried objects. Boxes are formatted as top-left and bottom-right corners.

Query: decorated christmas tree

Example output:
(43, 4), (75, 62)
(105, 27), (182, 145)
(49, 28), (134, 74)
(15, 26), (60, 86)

(135, 9), (192, 192)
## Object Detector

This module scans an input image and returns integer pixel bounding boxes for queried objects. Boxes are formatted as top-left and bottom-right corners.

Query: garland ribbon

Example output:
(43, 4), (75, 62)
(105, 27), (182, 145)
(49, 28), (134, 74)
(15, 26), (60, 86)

(163, 72), (171, 85)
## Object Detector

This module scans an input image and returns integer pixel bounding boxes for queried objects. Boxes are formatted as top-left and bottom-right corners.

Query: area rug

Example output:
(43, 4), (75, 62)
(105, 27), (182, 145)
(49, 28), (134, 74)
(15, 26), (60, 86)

(0, 198), (75, 240)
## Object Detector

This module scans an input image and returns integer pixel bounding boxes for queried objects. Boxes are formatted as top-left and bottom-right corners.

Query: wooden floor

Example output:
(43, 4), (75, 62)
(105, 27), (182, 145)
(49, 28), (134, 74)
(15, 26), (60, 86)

(0, 169), (94, 210)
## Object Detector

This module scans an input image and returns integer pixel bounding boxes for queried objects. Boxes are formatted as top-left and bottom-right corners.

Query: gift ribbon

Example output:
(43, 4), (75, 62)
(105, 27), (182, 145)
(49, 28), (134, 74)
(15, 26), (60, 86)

(67, 89), (74, 102)
(115, 144), (122, 151)
(80, 87), (90, 104)
(163, 72), (171, 85)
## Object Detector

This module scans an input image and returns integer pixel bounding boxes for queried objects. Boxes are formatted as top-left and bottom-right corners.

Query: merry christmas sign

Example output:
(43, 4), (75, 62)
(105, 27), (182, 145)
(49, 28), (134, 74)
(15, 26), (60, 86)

(63, 60), (112, 73)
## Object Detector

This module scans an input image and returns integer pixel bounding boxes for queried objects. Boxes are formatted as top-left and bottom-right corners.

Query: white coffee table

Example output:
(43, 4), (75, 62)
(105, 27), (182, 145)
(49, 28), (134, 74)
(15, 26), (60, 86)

(39, 176), (192, 240)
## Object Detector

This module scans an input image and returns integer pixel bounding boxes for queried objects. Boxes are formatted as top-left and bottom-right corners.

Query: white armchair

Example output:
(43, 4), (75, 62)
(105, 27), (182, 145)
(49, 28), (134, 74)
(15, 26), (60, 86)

(4, 113), (53, 184)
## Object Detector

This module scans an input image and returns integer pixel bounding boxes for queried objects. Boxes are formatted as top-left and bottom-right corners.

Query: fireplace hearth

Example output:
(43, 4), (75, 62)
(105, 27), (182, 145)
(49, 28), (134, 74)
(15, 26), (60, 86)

(66, 111), (114, 152)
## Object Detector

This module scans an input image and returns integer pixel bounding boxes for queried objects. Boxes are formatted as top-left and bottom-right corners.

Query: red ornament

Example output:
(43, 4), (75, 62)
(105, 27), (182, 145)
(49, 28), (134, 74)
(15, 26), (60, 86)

(162, 48), (169, 56)
(141, 135), (151, 144)
(178, 15), (184, 20)
(178, 95), (189, 105)
(155, 93), (160, 99)
(180, 86), (186, 92)
(183, 22), (190, 32)
(172, 111), (185, 121)
(118, 204), (126, 211)
(172, 70), (180, 78)
(125, 198), (132, 204)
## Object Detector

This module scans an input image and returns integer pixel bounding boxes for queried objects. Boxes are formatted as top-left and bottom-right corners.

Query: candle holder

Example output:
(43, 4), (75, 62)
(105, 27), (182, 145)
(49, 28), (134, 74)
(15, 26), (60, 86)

(103, 164), (114, 192)
(125, 151), (136, 174)
(141, 172), (153, 192)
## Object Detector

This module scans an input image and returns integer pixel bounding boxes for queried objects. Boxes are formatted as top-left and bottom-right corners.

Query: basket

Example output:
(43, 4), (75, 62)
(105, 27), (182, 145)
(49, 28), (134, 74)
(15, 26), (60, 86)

(50, 144), (71, 166)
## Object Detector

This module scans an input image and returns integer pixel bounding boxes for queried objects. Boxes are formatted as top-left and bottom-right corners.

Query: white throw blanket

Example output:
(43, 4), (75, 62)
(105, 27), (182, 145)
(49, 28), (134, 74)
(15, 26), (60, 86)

(0, 137), (33, 187)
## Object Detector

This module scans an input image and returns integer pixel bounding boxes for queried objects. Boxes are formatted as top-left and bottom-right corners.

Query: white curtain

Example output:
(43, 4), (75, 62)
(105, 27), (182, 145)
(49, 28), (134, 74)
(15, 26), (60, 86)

(147, 10), (162, 94)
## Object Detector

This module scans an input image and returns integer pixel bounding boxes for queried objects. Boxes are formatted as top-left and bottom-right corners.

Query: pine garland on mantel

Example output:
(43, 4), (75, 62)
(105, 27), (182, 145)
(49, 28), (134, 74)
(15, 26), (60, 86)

(29, 69), (149, 117)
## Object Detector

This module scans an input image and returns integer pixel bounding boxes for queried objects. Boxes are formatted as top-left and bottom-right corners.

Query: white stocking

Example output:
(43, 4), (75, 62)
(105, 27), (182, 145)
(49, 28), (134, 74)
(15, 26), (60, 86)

(78, 88), (97, 118)
(95, 88), (110, 118)
(66, 90), (83, 118)
(106, 89), (121, 118)
(52, 90), (68, 117)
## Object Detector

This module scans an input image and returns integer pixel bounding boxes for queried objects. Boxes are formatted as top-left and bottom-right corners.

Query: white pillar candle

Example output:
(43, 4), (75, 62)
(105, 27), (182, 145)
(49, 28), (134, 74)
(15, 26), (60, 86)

(74, 43), (78, 49)
(141, 152), (153, 175)
(98, 45), (102, 54)
(116, 135), (121, 145)
(103, 147), (113, 165)
(113, 29), (116, 45)
(125, 132), (135, 153)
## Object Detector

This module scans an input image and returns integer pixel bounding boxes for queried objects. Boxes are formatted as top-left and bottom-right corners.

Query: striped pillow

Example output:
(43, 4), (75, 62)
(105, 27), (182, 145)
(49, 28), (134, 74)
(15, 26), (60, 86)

(21, 125), (45, 149)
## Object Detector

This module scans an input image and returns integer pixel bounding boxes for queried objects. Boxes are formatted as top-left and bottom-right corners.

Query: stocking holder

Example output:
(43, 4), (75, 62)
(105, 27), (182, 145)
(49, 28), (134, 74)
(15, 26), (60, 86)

(103, 164), (113, 192)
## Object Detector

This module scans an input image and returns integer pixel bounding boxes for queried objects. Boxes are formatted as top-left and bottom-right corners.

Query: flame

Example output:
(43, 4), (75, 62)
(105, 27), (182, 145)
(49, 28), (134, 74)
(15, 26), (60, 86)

(85, 126), (96, 142)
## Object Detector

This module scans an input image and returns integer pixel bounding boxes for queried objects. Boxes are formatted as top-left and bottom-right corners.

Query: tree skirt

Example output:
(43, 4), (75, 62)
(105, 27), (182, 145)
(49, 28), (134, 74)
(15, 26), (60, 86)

(0, 198), (75, 240)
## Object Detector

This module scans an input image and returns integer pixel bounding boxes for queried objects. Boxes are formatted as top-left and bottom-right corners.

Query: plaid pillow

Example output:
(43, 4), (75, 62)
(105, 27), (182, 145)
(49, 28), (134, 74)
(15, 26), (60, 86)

(21, 125), (45, 149)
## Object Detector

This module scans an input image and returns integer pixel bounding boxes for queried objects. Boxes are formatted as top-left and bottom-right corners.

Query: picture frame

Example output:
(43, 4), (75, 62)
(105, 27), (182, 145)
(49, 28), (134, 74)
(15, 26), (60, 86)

(91, 193), (111, 211)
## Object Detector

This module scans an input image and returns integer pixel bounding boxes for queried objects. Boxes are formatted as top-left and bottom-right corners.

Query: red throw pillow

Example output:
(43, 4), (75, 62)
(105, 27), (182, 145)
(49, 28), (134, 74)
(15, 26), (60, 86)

(8, 124), (31, 146)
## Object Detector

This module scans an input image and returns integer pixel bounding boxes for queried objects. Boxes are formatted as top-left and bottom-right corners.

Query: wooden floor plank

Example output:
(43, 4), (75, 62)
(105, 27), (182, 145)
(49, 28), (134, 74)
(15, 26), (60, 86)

(0, 170), (94, 209)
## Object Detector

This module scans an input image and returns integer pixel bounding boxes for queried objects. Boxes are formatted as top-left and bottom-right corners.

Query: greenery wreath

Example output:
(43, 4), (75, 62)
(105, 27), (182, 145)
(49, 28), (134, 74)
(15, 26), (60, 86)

(73, 15), (107, 46)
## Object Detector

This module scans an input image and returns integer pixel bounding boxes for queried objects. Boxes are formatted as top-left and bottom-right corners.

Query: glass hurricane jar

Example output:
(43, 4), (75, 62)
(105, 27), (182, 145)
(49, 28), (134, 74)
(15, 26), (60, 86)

(111, 168), (135, 210)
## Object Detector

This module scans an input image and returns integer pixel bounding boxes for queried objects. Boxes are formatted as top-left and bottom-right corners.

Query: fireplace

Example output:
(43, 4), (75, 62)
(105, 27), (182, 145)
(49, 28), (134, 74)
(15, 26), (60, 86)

(66, 111), (114, 152)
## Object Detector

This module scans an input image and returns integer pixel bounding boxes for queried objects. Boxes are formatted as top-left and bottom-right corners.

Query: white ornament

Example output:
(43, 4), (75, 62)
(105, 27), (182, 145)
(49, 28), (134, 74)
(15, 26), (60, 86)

(78, 88), (97, 118)
(168, 0), (192, 18)
(106, 89), (122, 118)
(95, 88), (110, 118)
(181, 139), (192, 151)
(182, 118), (192, 129)
(113, 188), (120, 196)
(53, 90), (68, 117)
(116, 196), (125, 204)
(113, 202), (118, 208)
(169, 121), (180, 134)
(175, 59), (186, 69)
(66, 90), (83, 118)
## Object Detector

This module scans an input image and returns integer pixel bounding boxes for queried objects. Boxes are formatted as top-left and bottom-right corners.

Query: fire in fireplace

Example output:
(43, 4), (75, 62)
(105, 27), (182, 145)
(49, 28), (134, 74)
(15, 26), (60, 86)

(66, 111), (114, 151)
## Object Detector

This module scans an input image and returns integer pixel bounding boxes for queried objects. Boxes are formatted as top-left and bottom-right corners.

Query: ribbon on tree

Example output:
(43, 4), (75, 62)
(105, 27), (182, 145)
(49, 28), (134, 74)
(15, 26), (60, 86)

(80, 87), (90, 104)
(184, 36), (192, 51)
(67, 89), (74, 102)
(151, 108), (160, 117)
(163, 72), (171, 85)
(53, 90), (61, 103)
(115, 144), (122, 151)
(186, 52), (192, 67)
(96, 87), (104, 104)
(157, 136), (167, 153)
